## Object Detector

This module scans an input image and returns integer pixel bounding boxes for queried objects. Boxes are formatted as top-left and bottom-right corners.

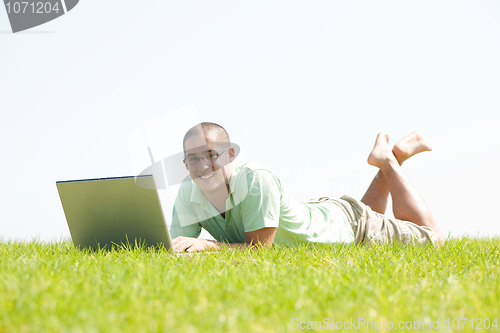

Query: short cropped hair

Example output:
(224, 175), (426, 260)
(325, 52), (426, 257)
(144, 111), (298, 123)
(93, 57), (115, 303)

(183, 122), (230, 152)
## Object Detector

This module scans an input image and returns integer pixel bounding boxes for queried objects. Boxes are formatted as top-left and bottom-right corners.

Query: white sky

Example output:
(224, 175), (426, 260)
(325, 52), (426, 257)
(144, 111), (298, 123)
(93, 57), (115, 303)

(1, 0), (499, 241)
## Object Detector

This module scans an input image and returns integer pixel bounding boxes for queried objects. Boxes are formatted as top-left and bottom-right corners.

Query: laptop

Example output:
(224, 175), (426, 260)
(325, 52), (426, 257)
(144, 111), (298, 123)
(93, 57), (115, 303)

(56, 175), (174, 251)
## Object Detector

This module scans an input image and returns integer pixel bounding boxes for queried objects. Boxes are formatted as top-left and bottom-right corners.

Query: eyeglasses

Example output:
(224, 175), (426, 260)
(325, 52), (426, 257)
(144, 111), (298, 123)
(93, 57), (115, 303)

(183, 148), (229, 165)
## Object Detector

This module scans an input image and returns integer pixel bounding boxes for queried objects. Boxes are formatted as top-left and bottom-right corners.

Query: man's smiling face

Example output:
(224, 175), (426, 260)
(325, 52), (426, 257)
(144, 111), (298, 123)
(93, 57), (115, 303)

(183, 132), (234, 195)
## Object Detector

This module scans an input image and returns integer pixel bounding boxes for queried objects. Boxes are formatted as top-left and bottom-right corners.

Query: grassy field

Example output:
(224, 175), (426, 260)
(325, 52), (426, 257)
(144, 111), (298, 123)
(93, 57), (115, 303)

(1, 238), (499, 333)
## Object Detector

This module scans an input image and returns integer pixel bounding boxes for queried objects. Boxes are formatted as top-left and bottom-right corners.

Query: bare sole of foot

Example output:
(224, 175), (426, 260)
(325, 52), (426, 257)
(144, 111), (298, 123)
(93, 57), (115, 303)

(367, 132), (397, 168)
(392, 132), (432, 165)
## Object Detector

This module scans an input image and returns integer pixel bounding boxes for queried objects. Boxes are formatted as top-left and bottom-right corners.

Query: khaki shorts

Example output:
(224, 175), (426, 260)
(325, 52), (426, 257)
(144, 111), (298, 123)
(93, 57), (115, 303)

(307, 195), (438, 246)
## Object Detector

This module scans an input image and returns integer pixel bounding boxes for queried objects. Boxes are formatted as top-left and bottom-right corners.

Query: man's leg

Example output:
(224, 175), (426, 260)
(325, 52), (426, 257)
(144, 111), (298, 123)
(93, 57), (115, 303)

(361, 132), (433, 214)
(366, 132), (444, 245)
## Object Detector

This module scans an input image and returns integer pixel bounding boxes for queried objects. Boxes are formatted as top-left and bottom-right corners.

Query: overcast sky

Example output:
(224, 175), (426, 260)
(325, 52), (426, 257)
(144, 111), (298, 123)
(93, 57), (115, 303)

(1, 0), (499, 241)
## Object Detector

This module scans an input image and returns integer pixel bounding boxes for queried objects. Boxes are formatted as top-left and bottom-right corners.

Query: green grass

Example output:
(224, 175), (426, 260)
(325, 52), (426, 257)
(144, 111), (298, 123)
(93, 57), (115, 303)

(1, 238), (499, 333)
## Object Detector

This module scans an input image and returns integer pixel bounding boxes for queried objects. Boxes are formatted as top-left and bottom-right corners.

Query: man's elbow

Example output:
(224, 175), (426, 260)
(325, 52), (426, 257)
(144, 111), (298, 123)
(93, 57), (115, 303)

(244, 226), (277, 248)
(246, 240), (273, 248)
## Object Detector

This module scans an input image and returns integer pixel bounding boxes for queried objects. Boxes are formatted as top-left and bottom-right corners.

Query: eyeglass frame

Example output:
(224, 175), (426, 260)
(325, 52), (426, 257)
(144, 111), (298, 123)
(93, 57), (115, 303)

(183, 147), (230, 166)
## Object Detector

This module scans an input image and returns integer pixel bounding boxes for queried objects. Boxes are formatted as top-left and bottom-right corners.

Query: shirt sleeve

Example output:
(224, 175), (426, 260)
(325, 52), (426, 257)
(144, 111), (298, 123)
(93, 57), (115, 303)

(238, 169), (281, 233)
(169, 185), (202, 239)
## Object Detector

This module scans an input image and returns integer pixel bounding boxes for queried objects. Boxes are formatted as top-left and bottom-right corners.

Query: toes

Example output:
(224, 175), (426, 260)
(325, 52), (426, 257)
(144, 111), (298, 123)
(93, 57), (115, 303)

(377, 132), (390, 144)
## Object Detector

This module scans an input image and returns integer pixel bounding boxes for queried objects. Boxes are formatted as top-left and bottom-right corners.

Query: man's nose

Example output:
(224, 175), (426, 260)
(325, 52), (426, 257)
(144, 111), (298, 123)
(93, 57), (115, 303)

(198, 157), (214, 170)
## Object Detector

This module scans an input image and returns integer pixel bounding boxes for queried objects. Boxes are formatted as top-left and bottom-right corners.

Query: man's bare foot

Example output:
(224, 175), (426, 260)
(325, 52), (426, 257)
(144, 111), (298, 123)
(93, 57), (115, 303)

(392, 132), (432, 165)
(367, 132), (398, 169)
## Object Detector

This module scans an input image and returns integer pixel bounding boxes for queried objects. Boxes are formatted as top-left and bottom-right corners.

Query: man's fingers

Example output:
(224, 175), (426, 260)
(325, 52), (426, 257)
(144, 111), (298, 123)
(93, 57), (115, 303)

(172, 236), (184, 247)
(172, 236), (195, 252)
(172, 237), (191, 252)
(172, 237), (209, 253)
(185, 241), (204, 253)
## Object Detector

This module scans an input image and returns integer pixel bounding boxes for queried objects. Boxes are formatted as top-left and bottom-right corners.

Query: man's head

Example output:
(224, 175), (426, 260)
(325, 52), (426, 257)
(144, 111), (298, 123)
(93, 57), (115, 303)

(183, 122), (230, 152)
(182, 122), (235, 194)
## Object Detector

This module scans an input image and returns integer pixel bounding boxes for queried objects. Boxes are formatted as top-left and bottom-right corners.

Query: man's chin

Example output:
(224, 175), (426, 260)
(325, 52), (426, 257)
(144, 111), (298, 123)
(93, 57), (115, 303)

(194, 178), (226, 193)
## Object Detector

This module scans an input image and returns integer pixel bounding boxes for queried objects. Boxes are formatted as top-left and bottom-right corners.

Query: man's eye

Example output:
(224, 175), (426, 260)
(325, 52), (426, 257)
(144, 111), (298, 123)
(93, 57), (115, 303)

(187, 157), (198, 163)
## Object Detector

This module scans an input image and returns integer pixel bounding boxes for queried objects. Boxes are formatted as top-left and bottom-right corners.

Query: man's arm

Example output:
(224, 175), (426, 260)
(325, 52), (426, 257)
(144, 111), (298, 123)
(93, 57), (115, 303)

(172, 227), (277, 253)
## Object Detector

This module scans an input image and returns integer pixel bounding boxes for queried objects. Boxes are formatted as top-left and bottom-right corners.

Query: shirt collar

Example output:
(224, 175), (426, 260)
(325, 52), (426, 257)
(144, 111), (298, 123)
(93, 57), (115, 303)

(190, 183), (207, 206)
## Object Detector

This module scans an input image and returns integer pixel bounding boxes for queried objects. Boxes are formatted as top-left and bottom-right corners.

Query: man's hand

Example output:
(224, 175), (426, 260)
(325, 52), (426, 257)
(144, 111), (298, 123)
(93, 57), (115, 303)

(172, 227), (277, 253)
(172, 236), (220, 253)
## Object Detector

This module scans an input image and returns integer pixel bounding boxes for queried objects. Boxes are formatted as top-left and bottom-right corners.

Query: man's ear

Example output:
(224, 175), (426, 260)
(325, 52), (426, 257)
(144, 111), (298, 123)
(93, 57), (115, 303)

(228, 148), (235, 161)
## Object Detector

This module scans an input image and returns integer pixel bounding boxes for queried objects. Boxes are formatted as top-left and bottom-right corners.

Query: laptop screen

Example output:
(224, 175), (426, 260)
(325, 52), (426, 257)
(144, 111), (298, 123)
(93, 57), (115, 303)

(56, 175), (173, 250)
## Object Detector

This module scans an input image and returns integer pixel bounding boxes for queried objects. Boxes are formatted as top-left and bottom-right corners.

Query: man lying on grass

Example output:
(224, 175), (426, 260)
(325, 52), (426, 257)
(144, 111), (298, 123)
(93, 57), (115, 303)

(170, 122), (444, 253)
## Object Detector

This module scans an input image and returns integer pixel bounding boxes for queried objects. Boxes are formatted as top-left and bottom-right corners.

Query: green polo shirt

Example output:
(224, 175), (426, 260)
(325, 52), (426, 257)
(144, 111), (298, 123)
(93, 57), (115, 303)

(170, 161), (355, 246)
